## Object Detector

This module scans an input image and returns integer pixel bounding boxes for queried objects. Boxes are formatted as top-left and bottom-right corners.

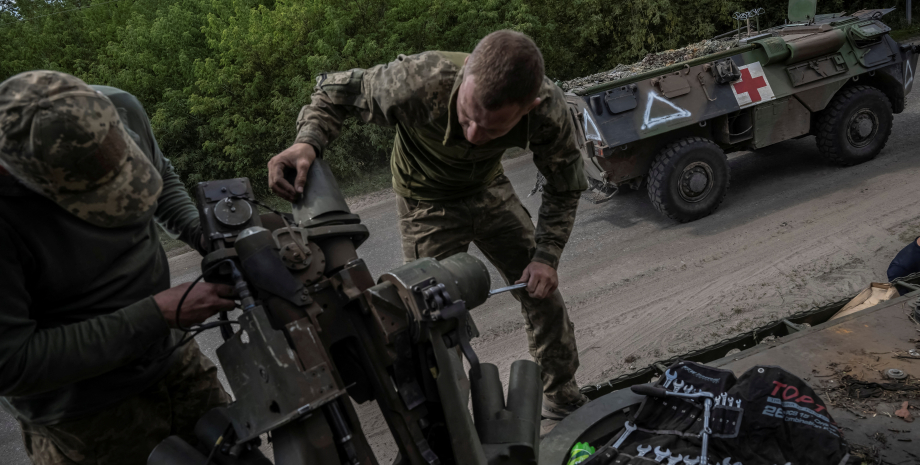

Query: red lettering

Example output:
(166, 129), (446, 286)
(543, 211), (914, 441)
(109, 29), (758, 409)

(814, 405), (826, 413)
(771, 381), (788, 396)
(796, 395), (814, 405)
(782, 386), (800, 400)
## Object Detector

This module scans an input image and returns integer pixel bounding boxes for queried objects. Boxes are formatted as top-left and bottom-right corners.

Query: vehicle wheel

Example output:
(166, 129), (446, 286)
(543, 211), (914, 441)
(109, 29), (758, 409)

(647, 137), (730, 222)
(815, 85), (893, 166)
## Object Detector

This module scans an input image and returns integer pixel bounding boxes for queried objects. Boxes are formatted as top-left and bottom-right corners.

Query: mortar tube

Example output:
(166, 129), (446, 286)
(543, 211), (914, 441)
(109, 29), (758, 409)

(291, 159), (355, 225)
(506, 360), (542, 449)
(289, 159), (361, 274)
(470, 363), (505, 439)
(319, 236), (359, 275)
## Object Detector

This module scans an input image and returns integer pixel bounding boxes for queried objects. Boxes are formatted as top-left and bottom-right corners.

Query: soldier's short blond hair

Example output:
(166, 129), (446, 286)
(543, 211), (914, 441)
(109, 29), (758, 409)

(467, 30), (545, 110)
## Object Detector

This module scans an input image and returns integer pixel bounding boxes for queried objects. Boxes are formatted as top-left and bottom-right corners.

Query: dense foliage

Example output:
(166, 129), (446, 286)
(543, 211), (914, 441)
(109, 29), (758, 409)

(1, 0), (917, 194)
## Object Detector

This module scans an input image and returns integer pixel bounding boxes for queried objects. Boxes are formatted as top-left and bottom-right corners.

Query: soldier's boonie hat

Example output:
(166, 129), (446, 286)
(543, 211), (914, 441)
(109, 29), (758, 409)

(0, 70), (162, 227)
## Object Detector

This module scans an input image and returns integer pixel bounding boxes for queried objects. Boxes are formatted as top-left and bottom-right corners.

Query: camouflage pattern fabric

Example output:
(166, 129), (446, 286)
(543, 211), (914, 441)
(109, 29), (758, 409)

(18, 340), (229, 464)
(397, 175), (582, 404)
(294, 50), (586, 269)
(0, 71), (162, 228)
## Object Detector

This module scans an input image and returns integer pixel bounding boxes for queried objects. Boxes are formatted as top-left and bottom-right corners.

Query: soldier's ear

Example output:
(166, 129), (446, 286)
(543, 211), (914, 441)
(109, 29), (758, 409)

(524, 97), (541, 113)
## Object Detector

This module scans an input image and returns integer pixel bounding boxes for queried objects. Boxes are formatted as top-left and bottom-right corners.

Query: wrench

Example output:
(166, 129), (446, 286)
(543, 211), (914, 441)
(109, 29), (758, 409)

(611, 421), (637, 449)
(721, 458), (742, 465)
(629, 384), (714, 465)
(701, 397), (713, 465)
(682, 384), (694, 393)
(663, 369), (678, 388)
(654, 447), (671, 463)
(684, 457), (701, 465)
(636, 445), (653, 458)
(727, 396), (734, 406)
(488, 283), (527, 296)
(735, 399), (741, 408)
(666, 454), (683, 465)
(719, 393), (728, 406)
(672, 380), (685, 393)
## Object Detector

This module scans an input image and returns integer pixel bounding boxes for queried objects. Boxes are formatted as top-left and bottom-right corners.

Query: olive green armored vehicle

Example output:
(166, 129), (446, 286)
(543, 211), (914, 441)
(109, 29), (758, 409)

(566, 0), (920, 222)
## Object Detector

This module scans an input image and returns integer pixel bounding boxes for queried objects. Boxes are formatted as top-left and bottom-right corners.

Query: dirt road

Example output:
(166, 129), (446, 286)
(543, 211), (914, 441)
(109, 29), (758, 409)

(3, 93), (919, 463)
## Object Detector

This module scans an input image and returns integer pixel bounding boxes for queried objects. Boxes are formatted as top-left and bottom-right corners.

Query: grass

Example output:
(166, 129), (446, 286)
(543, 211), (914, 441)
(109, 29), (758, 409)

(890, 24), (920, 41)
(339, 163), (393, 198)
(885, 12), (920, 41)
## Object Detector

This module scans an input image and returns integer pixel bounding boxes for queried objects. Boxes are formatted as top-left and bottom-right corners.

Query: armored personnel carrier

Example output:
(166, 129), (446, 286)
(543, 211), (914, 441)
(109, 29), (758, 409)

(565, 0), (920, 222)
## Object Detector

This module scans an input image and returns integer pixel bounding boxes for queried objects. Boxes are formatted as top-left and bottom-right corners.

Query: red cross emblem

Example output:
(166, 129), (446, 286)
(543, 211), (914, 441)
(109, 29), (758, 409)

(730, 62), (774, 107)
(733, 68), (768, 102)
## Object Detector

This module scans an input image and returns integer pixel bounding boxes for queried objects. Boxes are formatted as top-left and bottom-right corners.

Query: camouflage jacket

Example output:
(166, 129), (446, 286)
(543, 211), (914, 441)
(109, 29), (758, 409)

(295, 51), (587, 268)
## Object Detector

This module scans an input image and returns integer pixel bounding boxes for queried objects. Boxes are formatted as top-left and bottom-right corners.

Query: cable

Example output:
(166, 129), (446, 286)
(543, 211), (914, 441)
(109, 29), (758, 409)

(154, 319), (240, 363)
(175, 272), (209, 331)
(203, 424), (232, 465)
(155, 259), (242, 362)
(175, 260), (233, 331)
(229, 195), (295, 223)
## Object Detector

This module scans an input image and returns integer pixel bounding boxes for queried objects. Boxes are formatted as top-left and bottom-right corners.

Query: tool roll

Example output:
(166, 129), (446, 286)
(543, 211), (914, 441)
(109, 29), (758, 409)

(578, 361), (851, 465)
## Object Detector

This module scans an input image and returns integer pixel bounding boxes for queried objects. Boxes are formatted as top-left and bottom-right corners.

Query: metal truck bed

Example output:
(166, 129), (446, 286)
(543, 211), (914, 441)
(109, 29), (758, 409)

(712, 294), (920, 463)
(542, 285), (920, 464)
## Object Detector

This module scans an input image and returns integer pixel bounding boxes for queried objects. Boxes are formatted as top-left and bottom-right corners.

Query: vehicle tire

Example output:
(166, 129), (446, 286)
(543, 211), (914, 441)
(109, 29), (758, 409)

(647, 137), (730, 222)
(815, 85), (893, 166)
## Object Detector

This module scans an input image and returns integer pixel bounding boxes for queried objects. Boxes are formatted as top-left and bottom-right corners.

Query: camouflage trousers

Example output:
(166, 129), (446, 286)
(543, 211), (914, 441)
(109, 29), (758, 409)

(397, 174), (582, 404)
(19, 340), (230, 465)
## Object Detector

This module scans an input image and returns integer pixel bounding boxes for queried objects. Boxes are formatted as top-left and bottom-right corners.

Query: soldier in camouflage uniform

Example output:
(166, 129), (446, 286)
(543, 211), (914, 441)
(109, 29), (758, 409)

(0, 71), (235, 464)
(268, 31), (589, 418)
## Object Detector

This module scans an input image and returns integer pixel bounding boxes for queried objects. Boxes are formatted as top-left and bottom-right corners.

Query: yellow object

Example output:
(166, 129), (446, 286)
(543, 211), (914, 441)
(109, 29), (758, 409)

(831, 283), (897, 320)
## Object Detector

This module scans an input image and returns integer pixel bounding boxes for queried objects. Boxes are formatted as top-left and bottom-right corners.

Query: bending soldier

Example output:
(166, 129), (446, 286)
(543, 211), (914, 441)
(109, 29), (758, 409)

(268, 31), (589, 418)
(0, 71), (233, 464)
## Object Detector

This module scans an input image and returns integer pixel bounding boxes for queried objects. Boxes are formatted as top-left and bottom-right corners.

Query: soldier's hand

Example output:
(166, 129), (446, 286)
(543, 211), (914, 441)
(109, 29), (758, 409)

(268, 143), (316, 201)
(154, 282), (237, 328)
(515, 262), (558, 299)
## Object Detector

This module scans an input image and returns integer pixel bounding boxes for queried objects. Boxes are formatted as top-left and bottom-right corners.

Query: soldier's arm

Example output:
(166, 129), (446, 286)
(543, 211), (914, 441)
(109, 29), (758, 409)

(0, 223), (172, 396)
(528, 83), (588, 269)
(153, 154), (205, 254)
(103, 88), (205, 254)
(294, 51), (457, 155)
